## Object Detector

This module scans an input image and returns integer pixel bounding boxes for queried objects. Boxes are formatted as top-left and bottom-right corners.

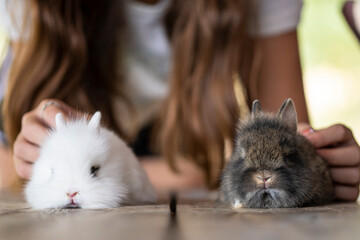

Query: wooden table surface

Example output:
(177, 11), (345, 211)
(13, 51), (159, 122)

(0, 191), (359, 240)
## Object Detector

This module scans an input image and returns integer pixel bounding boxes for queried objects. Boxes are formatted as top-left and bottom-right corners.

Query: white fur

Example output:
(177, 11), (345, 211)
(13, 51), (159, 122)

(25, 112), (157, 209)
(232, 199), (243, 209)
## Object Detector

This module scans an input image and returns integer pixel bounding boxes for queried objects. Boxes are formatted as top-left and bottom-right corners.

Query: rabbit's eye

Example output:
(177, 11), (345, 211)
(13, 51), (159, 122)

(284, 152), (303, 166)
(90, 165), (100, 177)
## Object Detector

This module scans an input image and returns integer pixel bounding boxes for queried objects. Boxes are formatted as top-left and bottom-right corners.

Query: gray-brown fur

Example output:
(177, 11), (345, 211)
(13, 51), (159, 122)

(221, 99), (333, 208)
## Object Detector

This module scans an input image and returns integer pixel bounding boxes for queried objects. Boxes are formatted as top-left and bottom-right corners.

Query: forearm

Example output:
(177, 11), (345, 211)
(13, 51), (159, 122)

(249, 31), (309, 123)
(140, 156), (206, 197)
(0, 144), (19, 189)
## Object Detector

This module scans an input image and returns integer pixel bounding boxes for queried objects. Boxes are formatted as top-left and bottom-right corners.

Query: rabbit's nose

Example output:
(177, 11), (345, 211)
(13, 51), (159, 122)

(67, 192), (79, 199)
(262, 177), (272, 183)
(255, 175), (273, 185)
(256, 176), (272, 182)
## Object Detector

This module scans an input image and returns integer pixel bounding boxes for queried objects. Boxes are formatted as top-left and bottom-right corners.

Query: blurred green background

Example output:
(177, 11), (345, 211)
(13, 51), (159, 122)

(0, 0), (359, 140)
(299, 0), (360, 141)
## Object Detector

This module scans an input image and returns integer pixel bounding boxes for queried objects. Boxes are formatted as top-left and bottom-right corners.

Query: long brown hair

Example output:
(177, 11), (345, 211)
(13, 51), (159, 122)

(159, 0), (253, 187)
(3, 0), (125, 145)
(2, 0), (254, 188)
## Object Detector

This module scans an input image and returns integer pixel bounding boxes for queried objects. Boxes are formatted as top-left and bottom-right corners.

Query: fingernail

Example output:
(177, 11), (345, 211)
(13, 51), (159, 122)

(301, 128), (315, 144)
(301, 128), (315, 136)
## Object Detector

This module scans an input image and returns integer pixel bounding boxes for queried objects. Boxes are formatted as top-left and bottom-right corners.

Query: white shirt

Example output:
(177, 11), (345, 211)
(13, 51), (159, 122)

(0, 0), (28, 40)
(114, 0), (172, 137)
(251, 0), (303, 37)
(116, 0), (303, 136)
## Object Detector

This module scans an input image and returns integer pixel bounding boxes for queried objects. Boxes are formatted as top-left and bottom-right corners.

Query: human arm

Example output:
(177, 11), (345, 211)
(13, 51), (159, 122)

(0, 143), (19, 189)
(247, 30), (309, 123)
(140, 156), (206, 197)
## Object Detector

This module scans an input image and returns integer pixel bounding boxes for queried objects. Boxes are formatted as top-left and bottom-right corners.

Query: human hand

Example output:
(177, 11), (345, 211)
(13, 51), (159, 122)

(13, 99), (78, 180)
(299, 123), (360, 201)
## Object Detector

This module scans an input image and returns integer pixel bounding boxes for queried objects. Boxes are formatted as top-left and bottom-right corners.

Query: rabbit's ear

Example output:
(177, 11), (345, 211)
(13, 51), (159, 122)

(252, 100), (263, 117)
(278, 98), (297, 132)
(55, 113), (66, 130)
(88, 111), (101, 130)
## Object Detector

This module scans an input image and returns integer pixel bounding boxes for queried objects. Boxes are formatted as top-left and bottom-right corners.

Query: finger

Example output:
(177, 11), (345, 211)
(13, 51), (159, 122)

(13, 156), (33, 180)
(297, 122), (312, 133)
(334, 184), (359, 201)
(41, 104), (67, 129)
(13, 136), (40, 163)
(317, 145), (360, 167)
(36, 99), (74, 116)
(305, 124), (354, 148)
(330, 167), (360, 185)
(20, 116), (49, 146)
(35, 99), (75, 128)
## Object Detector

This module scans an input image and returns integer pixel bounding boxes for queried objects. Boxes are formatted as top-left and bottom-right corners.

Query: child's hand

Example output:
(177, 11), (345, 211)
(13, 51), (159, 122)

(13, 99), (77, 180)
(299, 123), (360, 201)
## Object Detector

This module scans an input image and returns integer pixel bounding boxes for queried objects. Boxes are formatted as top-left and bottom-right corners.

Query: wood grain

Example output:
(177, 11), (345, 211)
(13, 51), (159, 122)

(0, 191), (359, 240)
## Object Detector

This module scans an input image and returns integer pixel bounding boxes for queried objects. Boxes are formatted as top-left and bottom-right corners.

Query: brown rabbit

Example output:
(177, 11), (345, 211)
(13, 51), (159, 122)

(221, 99), (333, 208)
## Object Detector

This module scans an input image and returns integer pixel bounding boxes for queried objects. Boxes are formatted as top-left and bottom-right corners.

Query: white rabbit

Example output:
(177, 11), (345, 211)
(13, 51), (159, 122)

(25, 112), (157, 209)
